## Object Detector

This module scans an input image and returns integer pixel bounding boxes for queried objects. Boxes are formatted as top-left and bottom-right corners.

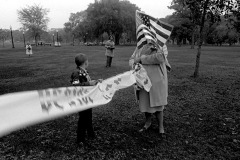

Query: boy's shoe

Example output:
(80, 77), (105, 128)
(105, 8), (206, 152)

(76, 141), (85, 148)
(139, 127), (148, 133)
(88, 133), (96, 140)
(139, 124), (151, 133)
(159, 133), (166, 139)
(76, 141), (92, 150)
(77, 138), (86, 144)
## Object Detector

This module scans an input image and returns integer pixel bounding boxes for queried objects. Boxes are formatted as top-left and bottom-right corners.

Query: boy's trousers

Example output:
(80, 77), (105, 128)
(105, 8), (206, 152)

(77, 108), (94, 142)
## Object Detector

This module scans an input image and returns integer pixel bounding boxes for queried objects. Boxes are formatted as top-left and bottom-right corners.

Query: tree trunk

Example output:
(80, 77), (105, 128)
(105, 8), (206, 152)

(101, 34), (103, 44)
(194, 46), (202, 77)
(177, 38), (182, 47)
(183, 38), (186, 45)
(191, 30), (195, 49)
(193, 0), (209, 78)
(115, 33), (120, 45)
(72, 35), (75, 46)
(10, 29), (15, 48)
(35, 35), (37, 46)
(2, 38), (5, 47)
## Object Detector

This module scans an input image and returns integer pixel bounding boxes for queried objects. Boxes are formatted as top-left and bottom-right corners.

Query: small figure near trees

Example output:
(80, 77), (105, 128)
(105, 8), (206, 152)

(26, 43), (32, 57)
(105, 36), (115, 67)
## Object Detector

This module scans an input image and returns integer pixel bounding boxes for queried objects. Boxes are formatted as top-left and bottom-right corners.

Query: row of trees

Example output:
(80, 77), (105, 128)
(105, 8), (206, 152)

(167, 0), (239, 77)
(0, 0), (139, 46)
(2, 0), (239, 49)
(166, 0), (240, 47)
(0, 28), (65, 47)
(0, 29), (9, 47)
(64, 0), (139, 45)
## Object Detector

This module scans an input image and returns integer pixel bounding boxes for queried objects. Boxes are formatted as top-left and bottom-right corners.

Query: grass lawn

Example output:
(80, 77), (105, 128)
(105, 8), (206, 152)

(0, 44), (239, 159)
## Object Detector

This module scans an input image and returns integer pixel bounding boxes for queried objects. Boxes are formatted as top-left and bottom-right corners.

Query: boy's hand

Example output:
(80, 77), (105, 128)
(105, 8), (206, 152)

(97, 79), (103, 83)
(89, 80), (97, 86)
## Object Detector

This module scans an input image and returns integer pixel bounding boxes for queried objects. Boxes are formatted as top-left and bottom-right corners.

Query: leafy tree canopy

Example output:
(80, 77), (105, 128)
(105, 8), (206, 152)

(17, 4), (49, 44)
(64, 0), (140, 44)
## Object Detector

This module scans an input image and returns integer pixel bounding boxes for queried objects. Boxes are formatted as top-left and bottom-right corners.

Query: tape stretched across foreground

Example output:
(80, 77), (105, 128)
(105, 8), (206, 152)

(0, 69), (151, 138)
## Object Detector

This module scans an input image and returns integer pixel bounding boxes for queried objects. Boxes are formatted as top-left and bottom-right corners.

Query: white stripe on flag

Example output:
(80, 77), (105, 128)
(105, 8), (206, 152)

(137, 29), (155, 39)
(136, 24), (147, 33)
(144, 35), (157, 42)
(156, 34), (167, 44)
(136, 13), (142, 28)
(150, 19), (172, 36)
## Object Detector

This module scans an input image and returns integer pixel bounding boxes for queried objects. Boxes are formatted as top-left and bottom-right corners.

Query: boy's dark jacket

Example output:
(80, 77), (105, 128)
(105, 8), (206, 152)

(70, 67), (91, 86)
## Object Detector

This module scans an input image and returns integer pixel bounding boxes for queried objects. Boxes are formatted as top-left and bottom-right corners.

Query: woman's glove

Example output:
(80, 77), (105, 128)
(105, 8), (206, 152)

(134, 57), (141, 64)
(97, 79), (103, 83)
(133, 83), (142, 90)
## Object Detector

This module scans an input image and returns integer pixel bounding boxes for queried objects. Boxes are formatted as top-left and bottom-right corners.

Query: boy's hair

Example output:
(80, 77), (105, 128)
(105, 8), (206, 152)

(75, 53), (87, 66)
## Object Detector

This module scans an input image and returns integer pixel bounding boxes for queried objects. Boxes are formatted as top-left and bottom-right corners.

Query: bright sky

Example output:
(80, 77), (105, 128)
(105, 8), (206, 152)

(0, 0), (173, 30)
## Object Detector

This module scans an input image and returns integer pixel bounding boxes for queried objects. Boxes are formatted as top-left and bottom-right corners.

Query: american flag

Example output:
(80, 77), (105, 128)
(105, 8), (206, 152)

(136, 10), (173, 49)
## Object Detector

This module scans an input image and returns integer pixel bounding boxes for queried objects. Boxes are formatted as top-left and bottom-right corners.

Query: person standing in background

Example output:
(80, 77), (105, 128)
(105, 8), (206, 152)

(26, 43), (32, 57)
(105, 36), (115, 67)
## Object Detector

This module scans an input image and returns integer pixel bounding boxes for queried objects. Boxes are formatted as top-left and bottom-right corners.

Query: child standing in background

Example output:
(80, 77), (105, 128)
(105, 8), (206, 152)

(26, 43), (32, 56)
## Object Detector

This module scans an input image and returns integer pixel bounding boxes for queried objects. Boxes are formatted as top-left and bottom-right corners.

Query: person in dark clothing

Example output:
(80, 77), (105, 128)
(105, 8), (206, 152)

(70, 53), (99, 145)
(105, 36), (115, 67)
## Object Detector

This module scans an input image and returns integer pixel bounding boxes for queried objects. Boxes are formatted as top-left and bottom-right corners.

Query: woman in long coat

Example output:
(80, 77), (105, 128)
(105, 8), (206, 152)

(129, 41), (169, 137)
(105, 36), (115, 67)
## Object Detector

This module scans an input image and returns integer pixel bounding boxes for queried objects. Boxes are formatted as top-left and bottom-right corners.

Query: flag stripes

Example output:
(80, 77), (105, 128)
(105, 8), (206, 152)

(150, 20), (171, 40)
(136, 10), (173, 49)
(148, 15), (173, 33)
(136, 11), (143, 29)
(137, 24), (156, 39)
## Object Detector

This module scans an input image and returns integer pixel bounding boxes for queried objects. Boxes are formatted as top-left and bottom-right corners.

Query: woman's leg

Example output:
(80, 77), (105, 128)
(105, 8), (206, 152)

(155, 110), (164, 134)
(109, 57), (112, 67)
(144, 112), (152, 128)
(106, 56), (109, 67)
(139, 112), (152, 132)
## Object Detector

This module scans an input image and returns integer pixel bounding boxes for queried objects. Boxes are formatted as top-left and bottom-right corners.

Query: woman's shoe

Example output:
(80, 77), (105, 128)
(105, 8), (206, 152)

(138, 125), (150, 133)
(159, 133), (166, 139)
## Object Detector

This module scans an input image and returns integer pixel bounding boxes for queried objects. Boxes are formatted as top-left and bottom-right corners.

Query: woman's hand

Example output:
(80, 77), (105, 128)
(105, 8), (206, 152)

(134, 57), (141, 64)
(97, 79), (103, 83)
